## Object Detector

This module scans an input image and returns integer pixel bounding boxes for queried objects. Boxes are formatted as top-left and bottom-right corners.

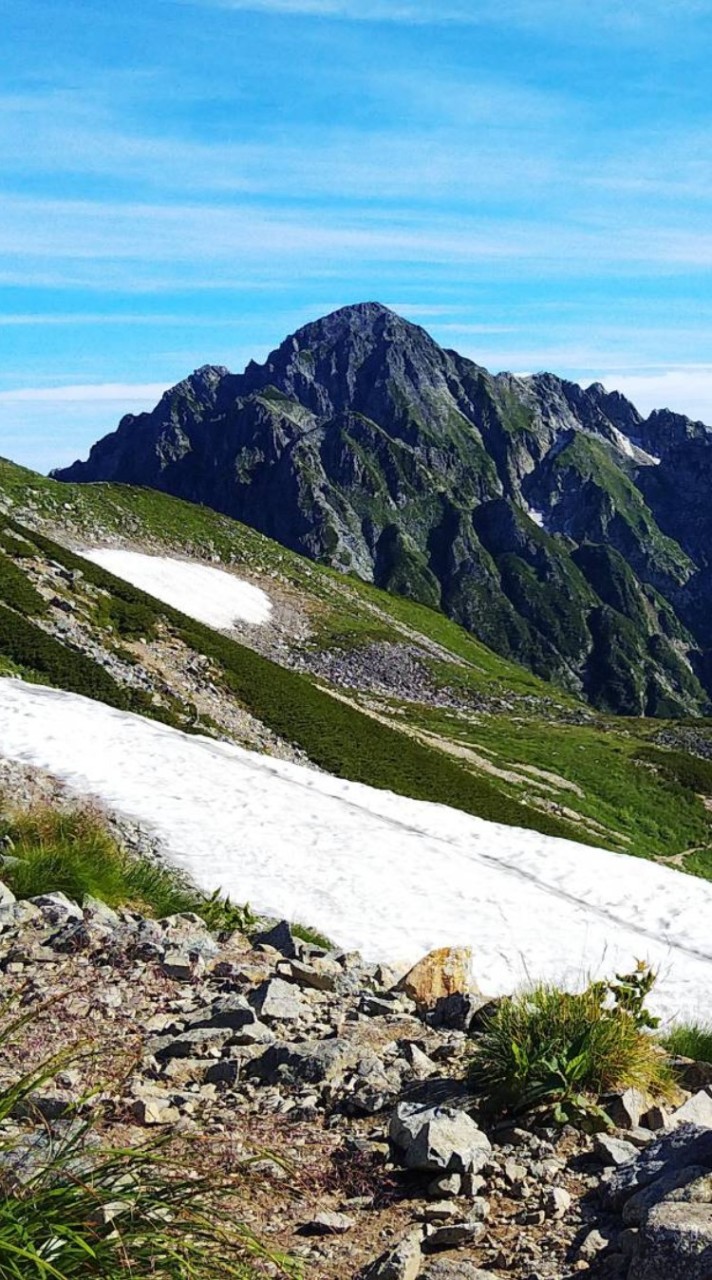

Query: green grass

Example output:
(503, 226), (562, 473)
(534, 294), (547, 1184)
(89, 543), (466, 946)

(661, 1023), (712, 1064)
(470, 978), (674, 1126)
(0, 803), (254, 933)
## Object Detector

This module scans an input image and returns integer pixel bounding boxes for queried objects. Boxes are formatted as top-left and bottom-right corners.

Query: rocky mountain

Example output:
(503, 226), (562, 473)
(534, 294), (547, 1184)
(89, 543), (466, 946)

(54, 303), (712, 717)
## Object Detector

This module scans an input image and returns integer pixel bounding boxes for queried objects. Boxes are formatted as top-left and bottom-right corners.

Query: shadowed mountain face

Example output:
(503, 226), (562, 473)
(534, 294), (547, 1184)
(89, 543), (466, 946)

(55, 302), (712, 716)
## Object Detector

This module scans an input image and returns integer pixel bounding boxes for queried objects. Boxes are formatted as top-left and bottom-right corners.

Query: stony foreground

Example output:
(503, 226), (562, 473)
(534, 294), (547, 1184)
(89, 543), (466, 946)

(1, 883), (712, 1280)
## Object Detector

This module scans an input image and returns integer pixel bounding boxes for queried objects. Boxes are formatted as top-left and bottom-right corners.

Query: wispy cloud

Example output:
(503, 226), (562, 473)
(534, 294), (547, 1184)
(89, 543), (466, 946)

(0, 383), (169, 405)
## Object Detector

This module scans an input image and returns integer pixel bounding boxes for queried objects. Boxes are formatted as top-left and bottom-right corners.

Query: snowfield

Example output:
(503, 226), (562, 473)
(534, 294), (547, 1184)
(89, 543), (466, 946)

(1, 677), (711, 1024)
(81, 549), (273, 627)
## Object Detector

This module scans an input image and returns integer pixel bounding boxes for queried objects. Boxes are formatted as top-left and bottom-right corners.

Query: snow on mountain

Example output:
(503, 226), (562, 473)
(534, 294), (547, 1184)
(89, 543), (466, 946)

(81, 549), (273, 627)
(1, 677), (710, 1024)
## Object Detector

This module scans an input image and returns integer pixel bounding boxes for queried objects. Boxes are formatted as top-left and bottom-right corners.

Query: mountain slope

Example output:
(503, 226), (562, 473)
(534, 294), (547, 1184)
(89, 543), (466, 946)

(54, 303), (712, 718)
(2, 457), (712, 877)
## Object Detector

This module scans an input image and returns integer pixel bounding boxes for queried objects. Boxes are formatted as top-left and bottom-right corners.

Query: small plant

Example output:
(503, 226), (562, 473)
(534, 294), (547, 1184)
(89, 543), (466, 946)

(661, 1022), (712, 1065)
(0, 1001), (300, 1278)
(469, 971), (673, 1128)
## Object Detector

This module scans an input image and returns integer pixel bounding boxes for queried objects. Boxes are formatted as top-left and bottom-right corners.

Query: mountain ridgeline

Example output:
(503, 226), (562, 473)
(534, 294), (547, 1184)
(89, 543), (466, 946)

(55, 303), (712, 717)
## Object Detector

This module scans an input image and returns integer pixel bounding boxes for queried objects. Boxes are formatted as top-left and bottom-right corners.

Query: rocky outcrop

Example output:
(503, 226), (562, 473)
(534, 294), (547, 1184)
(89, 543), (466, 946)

(54, 302), (712, 717)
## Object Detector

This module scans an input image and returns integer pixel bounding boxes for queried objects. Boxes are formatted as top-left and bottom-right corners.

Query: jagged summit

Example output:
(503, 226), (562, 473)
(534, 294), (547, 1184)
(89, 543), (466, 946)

(53, 304), (712, 717)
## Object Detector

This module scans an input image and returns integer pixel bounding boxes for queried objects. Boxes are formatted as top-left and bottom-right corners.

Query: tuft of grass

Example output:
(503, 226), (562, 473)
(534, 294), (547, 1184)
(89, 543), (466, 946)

(0, 803), (254, 934)
(291, 922), (333, 950)
(469, 975), (674, 1128)
(661, 1022), (712, 1064)
(0, 1001), (299, 1278)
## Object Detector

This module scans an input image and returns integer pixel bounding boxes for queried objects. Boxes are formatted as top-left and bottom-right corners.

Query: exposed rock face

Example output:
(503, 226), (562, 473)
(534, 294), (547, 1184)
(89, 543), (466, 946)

(54, 301), (712, 717)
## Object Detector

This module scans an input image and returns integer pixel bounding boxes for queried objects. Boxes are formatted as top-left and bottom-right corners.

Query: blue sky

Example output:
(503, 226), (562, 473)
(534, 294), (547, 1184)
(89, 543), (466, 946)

(3, 0), (712, 471)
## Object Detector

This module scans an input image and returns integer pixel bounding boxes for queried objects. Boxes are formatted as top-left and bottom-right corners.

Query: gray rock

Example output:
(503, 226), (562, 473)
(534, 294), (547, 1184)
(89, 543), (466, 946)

(366, 1230), (422, 1280)
(669, 1089), (712, 1130)
(158, 913), (218, 958)
(252, 920), (298, 958)
(629, 1202), (712, 1280)
(131, 1097), (181, 1126)
(596, 1134), (639, 1166)
(298, 1210), (355, 1235)
(183, 994), (255, 1032)
(623, 1165), (712, 1225)
(0, 880), (15, 907)
(248, 1038), (357, 1085)
(600, 1124), (712, 1210)
(422, 1221), (486, 1249)
(389, 1102), (491, 1175)
(605, 1087), (650, 1131)
(162, 950), (202, 980)
(28, 892), (82, 925)
(419, 1263), (495, 1279)
(249, 977), (307, 1022)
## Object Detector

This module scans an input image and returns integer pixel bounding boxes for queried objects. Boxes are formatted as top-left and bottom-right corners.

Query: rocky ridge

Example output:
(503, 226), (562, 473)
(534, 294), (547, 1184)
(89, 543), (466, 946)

(2, 860), (712, 1279)
(55, 302), (712, 718)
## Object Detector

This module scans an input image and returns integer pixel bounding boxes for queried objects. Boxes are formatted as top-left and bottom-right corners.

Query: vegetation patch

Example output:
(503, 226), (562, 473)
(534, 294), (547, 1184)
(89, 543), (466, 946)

(0, 549), (47, 618)
(662, 1022), (712, 1066)
(469, 968), (673, 1128)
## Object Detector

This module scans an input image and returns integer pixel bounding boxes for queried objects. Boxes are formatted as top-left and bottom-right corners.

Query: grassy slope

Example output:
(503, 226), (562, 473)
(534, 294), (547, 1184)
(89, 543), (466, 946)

(2, 458), (712, 874)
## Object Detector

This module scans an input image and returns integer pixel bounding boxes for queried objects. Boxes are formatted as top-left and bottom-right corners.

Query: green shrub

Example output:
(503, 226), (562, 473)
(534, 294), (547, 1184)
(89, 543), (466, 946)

(0, 604), (130, 708)
(636, 746), (712, 795)
(661, 1022), (712, 1065)
(0, 1003), (297, 1278)
(0, 550), (46, 617)
(0, 803), (253, 933)
(469, 971), (673, 1127)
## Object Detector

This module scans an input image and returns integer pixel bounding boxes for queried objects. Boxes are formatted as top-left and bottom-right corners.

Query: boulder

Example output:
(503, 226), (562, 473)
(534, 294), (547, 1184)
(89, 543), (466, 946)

(0, 881), (15, 907)
(397, 947), (474, 1010)
(252, 919), (298, 958)
(629, 1202), (712, 1280)
(249, 977), (307, 1022)
(595, 1134), (640, 1167)
(389, 1102), (491, 1175)
(669, 1089), (712, 1130)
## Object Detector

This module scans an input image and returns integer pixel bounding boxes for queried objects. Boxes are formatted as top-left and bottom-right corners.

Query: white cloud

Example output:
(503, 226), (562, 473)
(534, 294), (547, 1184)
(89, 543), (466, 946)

(0, 383), (169, 405)
(598, 368), (712, 425)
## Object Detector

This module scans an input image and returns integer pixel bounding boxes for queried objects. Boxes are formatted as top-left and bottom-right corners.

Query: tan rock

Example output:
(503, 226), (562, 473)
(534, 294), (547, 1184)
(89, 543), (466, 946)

(397, 947), (474, 1008)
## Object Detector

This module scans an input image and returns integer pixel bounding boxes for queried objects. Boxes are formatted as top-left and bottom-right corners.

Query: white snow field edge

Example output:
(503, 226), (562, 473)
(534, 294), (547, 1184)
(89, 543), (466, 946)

(81, 548), (273, 628)
(1, 677), (711, 1025)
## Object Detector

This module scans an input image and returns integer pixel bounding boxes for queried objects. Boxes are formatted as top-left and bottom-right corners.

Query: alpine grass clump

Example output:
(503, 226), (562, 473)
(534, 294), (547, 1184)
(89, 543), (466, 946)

(662, 1022), (712, 1066)
(0, 1002), (298, 1278)
(469, 965), (673, 1128)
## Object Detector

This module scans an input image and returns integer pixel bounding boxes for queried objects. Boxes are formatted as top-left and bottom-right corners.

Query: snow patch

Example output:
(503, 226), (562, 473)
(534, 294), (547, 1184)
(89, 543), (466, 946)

(525, 506), (545, 528)
(81, 549), (273, 628)
(1, 677), (711, 1024)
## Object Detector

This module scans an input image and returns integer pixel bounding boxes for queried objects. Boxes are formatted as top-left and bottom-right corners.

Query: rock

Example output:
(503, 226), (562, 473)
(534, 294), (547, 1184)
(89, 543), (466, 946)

(628, 1202), (712, 1279)
(427, 1172), (462, 1198)
(249, 977), (307, 1022)
(403, 1043), (437, 1076)
(131, 1097), (181, 1126)
(605, 1088), (651, 1131)
(158, 913), (219, 958)
(151, 1026), (235, 1060)
(298, 1210), (355, 1235)
(252, 920), (298, 958)
(595, 1134), (640, 1166)
(669, 1089), (712, 1130)
(397, 947), (474, 1010)
(623, 1167), (712, 1225)
(184, 994), (256, 1032)
(600, 1125), (712, 1212)
(0, 881), (15, 907)
(366, 1230), (422, 1280)
(248, 1037), (358, 1085)
(419, 1263), (494, 1279)
(161, 950), (203, 980)
(423, 1221), (485, 1249)
(28, 892), (82, 925)
(389, 1102), (491, 1175)
(577, 1229), (610, 1260)
(545, 1186), (571, 1219)
(286, 959), (337, 992)
(671, 1058), (712, 1094)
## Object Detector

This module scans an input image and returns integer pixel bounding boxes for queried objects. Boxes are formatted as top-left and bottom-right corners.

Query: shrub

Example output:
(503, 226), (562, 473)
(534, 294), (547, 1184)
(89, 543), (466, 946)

(661, 1022), (712, 1065)
(0, 1002), (298, 1278)
(0, 802), (254, 934)
(469, 970), (673, 1128)
(0, 604), (130, 708)
(0, 550), (47, 617)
